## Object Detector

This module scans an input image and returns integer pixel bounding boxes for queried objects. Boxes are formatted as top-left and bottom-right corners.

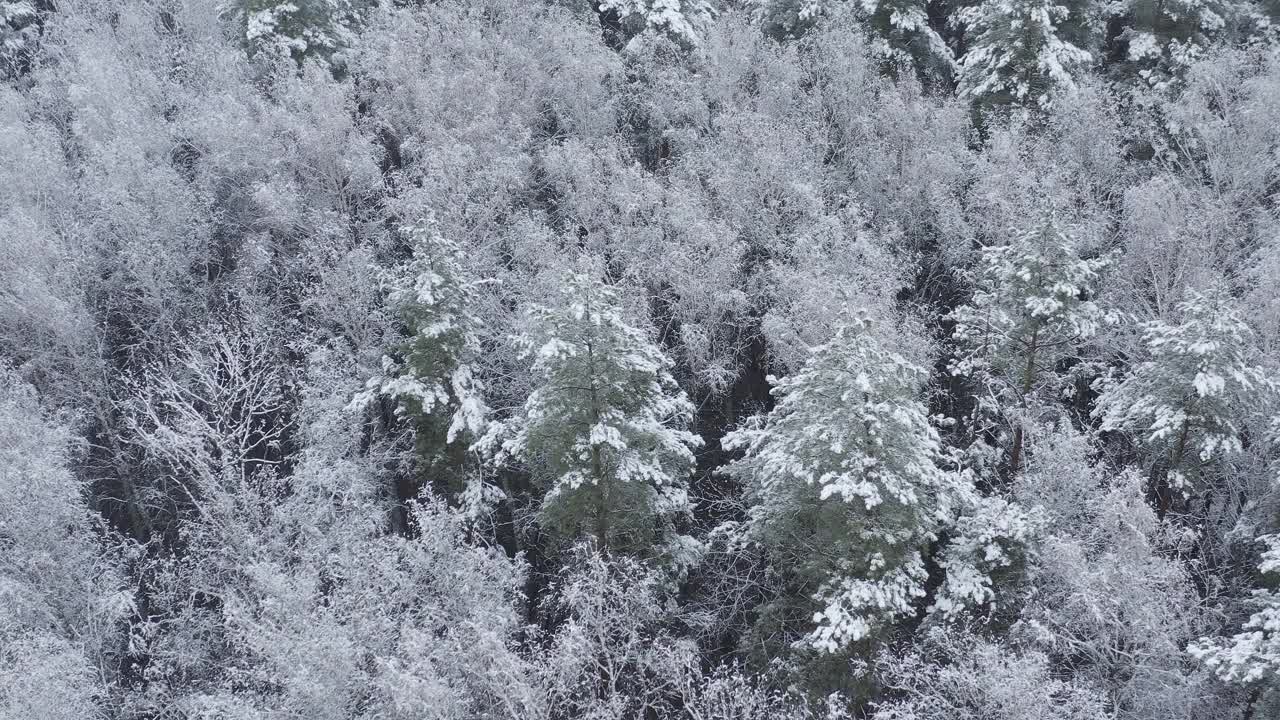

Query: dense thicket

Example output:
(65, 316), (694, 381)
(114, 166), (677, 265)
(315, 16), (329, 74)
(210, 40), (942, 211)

(4, 0), (1280, 717)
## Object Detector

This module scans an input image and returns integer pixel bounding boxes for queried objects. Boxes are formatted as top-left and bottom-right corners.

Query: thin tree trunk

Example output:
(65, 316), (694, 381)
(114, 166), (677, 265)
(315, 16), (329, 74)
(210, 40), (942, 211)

(1009, 328), (1039, 476)
(593, 444), (608, 552)
(585, 333), (609, 552)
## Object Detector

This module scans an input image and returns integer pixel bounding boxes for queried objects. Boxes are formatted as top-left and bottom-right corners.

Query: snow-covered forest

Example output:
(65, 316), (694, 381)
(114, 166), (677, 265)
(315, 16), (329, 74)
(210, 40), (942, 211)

(4, 0), (1280, 717)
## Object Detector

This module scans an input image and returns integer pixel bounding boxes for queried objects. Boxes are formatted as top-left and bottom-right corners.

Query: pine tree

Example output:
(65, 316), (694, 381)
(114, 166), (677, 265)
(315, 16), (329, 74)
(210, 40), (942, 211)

(599, 0), (717, 50)
(223, 0), (371, 67)
(0, 0), (46, 81)
(949, 216), (1109, 475)
(1095, 289), (1274, 501)
(355, 218), (495, 517)
(1190, 534), (1280, 700)
(864, 0), (956, 78)
(722, 313), (979, 654)
(955, 0), (1095, 109)
(748, 0), (822, 37)
(751, 0), (953, 79)
(1108, 0), (1264, 91)
(485, 263), (701, 560)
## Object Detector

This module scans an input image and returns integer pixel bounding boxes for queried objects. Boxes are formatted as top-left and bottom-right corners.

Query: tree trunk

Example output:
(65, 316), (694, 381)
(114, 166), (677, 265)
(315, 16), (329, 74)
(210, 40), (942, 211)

(1009, 328), (1039, 477)
(585, 332), (609, 553)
